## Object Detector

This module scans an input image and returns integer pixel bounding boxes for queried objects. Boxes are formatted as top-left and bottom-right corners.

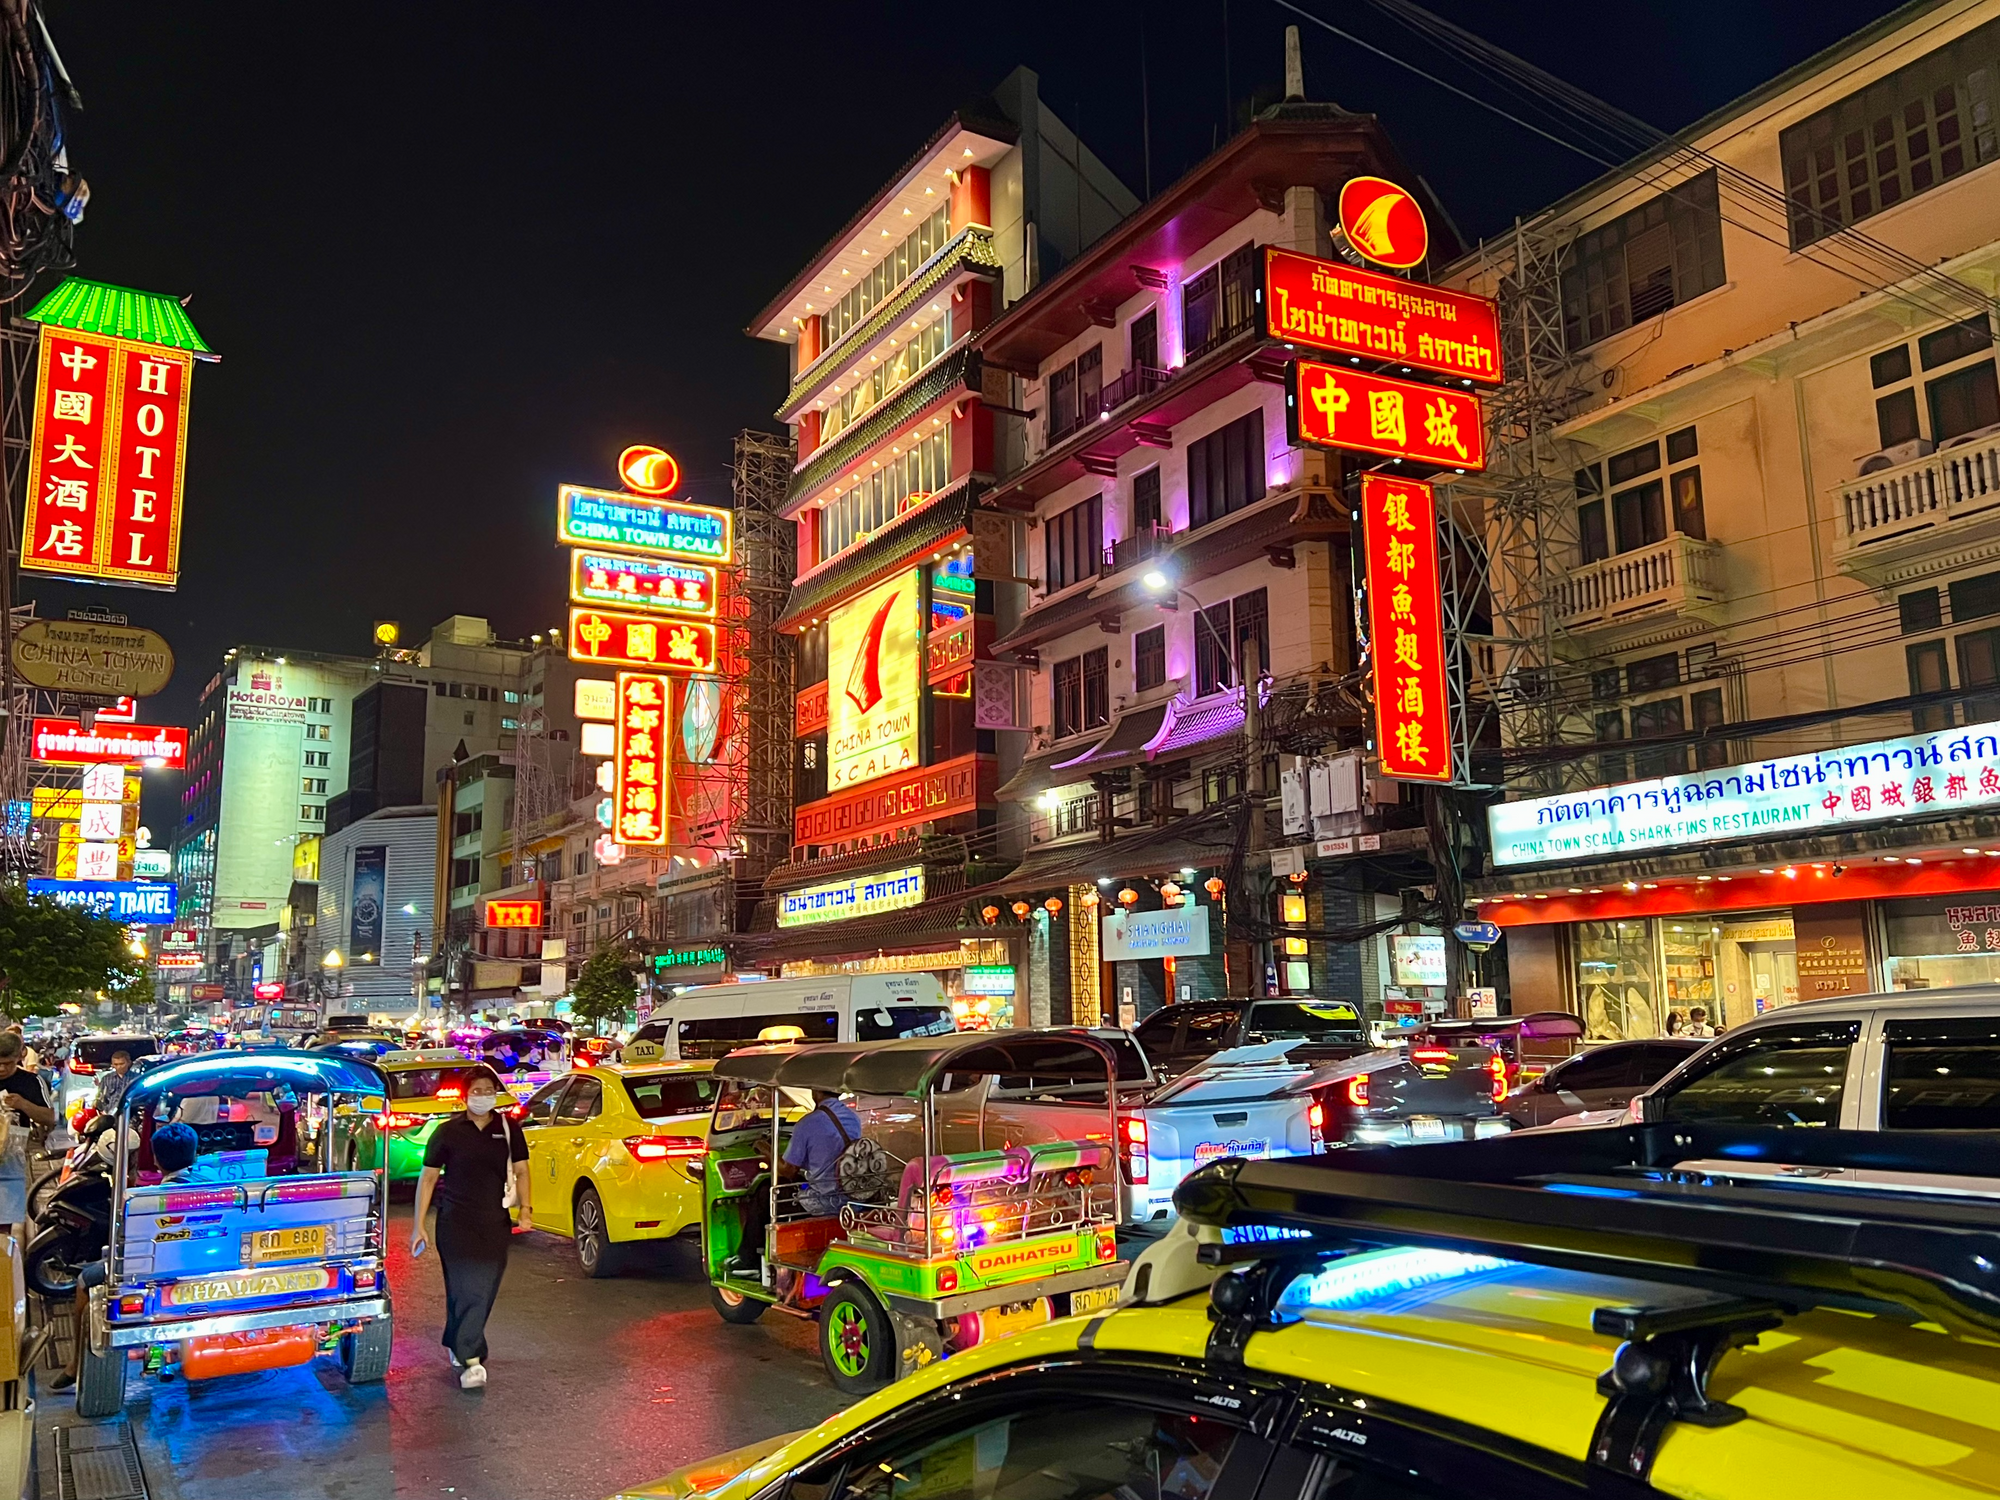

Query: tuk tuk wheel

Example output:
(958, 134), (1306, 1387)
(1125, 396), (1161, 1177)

(340, 1315), (393, 1384)
(75, 1341), (127, 1419)
(709, 1282), (767, 1324)
(819, 1282), (892, 1394)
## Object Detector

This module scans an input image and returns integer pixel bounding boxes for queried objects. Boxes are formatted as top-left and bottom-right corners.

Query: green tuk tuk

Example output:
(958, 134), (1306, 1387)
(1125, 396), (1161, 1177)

(701, 1030), (1129, 1393)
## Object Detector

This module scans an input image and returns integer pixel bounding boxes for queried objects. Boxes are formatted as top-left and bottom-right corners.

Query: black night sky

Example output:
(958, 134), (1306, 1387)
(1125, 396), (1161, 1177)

(42, 0), (1904, 742)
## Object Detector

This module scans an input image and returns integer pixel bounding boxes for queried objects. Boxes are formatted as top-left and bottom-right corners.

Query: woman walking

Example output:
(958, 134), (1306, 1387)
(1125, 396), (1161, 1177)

(410, 1074), (530, 1389)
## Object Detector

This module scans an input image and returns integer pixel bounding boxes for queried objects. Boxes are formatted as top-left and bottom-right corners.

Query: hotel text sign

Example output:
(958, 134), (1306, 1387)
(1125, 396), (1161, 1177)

(1490, 719), (2000, 867)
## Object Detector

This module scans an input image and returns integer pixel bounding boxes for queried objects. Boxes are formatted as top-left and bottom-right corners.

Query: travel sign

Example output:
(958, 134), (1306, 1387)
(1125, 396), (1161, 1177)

(1490, 717), (2000, 867)
(557, 485), (732, 565)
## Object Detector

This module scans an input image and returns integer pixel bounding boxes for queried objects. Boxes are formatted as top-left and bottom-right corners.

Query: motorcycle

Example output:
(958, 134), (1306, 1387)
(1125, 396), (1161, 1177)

(27, 1111), (108, 1222)
(25, 1121), (115, 1299)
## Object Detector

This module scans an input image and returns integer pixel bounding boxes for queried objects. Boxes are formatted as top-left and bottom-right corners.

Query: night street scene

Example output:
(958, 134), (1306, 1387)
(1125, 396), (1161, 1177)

(3, 1), (2000, 1496)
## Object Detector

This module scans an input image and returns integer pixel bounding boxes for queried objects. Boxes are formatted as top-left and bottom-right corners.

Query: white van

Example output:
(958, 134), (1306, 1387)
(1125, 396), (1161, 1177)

(631, 972), (956, 1060)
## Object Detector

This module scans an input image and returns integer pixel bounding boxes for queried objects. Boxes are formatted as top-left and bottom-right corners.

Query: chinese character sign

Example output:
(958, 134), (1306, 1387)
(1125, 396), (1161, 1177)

(568, 607), (717, 673)
(568, 549), (716, 616)
(1361, 475), (1452, 784)
(484, 899), (544, 929)
(1289, 361), (1487, 471)
(1264, 247), (1502, 385)
(21, 324), (195, 588)
(612, 672), (672, 847)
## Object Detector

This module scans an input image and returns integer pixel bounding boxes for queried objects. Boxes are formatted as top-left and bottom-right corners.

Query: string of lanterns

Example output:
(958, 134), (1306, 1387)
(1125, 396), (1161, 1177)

(975, 870), (1291, 923)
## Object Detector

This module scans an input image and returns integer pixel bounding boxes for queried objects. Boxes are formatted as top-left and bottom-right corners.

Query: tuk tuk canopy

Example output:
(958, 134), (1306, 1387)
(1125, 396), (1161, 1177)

(712, 1031), (1121, 1098)
(123, 1048), (387, 1111)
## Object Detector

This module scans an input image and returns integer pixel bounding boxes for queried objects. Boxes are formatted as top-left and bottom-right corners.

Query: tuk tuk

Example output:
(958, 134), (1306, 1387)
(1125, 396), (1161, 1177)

(73, 1049), (394, 1419)
(702, 1030), (1129, 1393)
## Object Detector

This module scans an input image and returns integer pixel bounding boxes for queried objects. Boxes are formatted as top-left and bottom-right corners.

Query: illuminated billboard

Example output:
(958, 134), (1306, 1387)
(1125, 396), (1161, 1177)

(557, 485), (731, 564)
(1263, 246), (1502, 386)
(568, 550), (716, 616)
(827, 570), (920, 793)
(1287, 360), (1486, 471)
(777, 866), (924, 927)
(32, 718), (187, 769)
(568, 608), (717, 674)
(485, 899), (544, 929)
(1360, 475), (1452, 783)
(612, 672), (672, 848)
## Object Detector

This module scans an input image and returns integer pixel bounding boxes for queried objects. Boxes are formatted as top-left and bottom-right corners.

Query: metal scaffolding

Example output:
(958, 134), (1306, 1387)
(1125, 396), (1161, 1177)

(724, 429), (796, 895)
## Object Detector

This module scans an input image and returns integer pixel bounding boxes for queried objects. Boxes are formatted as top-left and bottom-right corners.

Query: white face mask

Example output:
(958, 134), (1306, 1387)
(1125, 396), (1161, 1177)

(467, 1094), (497, 1116)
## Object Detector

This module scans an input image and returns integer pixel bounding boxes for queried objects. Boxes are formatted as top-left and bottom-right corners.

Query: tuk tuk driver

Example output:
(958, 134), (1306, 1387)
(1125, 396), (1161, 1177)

(729, 1089), (860, 1275)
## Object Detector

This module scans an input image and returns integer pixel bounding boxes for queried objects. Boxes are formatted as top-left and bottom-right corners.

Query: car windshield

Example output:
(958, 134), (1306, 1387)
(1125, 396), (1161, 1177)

(73, 1037), (157, 1067)
(622, 1073), (720, 1119)
(855, 1005), (956, 1041)
(388, 1066), (499, 1101)
(1242, 1002), (1366, 1041)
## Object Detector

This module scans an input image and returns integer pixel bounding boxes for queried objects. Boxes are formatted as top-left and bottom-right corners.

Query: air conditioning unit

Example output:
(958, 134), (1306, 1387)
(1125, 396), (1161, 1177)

(1856, 437), (1933, 475)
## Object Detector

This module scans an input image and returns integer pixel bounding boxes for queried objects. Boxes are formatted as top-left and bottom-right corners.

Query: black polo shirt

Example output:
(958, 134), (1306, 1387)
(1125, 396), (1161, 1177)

(422, 1112), (527, 1218)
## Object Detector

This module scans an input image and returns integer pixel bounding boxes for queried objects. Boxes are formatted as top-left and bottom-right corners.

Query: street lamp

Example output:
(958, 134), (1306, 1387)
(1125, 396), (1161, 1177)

(321, 950), (343, 969)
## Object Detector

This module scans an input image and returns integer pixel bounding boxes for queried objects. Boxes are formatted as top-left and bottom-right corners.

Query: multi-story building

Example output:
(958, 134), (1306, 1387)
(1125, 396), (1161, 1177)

(316, 804), (437, 1022)
(1459, 0), (2000, 1035)
(741, 68), (1138, 1016)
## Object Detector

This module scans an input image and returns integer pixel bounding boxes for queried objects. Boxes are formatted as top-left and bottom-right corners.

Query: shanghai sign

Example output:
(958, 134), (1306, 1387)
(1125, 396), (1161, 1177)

(1361, 475), (1452, 783)
(10, 618), (174, 697)
(1490, 717), (2000, 868)
(568, 608), (717, 674)
(568, 550), (716, 616)
(1263, 246), (1501, 386)
(557, 485), (732, 565)
(827, 569), (920, 792)
(21, 325), (195, 588)
(1288, 361), (1486, 471)
(32, 718), (187, 769)
(611, 672), (672, 848)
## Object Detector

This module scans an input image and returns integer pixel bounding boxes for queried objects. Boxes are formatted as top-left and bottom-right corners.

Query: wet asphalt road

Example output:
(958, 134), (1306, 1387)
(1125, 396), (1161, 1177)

(39, 1201), (850, 1500)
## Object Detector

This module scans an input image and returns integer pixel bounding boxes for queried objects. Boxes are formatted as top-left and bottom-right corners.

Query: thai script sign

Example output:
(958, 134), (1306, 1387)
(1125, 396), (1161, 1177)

(1263, 246), (1502, 385)
(1490, 718), (2000, 867)
(557, 485), (731, 564)
(10, 618), (173, 696)
(32, 718), (187, 768)
(568, 549), (716, 616)
(777, 865), (925, 928)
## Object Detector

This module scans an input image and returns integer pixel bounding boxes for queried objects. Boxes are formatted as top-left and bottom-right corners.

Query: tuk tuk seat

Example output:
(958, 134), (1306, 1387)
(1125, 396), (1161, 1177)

(772, 1214), (841, 1267)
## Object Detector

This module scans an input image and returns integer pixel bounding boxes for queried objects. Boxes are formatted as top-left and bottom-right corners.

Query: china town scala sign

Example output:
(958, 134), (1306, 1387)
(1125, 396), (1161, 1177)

(1490, 718), (2000, 868)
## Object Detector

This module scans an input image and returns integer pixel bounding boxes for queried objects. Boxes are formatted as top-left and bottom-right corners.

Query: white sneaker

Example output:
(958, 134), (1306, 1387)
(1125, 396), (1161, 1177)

(459, 1359), (487, 1390)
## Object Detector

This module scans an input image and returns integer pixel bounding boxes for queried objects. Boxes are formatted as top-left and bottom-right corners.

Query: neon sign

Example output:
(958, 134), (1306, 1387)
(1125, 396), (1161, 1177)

(568, 549), (716, 616)
(1264, 246), (1502, 386)
(557, 485), (731, 564)
(612, 672), (672, 847)
(1337, 176), (1430, 268)
(1361, 475), (1452, 783)
(1288, 361), (1486, 471)
(568, 608), (717, 674)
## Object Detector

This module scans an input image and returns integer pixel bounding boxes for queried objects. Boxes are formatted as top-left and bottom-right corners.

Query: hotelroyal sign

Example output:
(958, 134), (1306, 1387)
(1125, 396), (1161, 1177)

(1490, 719), (2000, 868)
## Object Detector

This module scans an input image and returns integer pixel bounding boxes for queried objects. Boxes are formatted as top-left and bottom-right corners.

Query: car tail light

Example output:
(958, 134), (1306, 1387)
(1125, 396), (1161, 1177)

(625, 1135), (704, 1164)
(1096, 1232), (1117, 1260)
(1488, 1052), (1508, 1104)
(1306, 1101), (1325, 1134)
(937, 1268), (958, 1293)
(376, 1111), (422, 1131)
(117, 1293), (145, 1316)
(1412, 1047), (1453, 1067)
(70, 1060), (94, 1075)
(506, 1103), (527, 1120)
(573, 1054), (593, 1068)
(435, 1086), (462, 1100)
(1119, 1116), (1149, 1185)
(1345, 1074), (1370, 1107)
(353, 1269), (378, 1290)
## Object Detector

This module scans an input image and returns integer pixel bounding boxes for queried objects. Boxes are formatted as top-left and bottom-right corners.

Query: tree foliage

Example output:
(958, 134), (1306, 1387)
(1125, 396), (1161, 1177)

(569, 945), (638, 1034)
(0, 886), (145, 1018)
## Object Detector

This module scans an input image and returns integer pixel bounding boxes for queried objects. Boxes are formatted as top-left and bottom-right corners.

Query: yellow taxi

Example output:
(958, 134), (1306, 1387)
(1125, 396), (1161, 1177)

(518, 1046), (716, 1277)
(330, 1048), (517, 1182)
(609, 1124), (2000, 1500)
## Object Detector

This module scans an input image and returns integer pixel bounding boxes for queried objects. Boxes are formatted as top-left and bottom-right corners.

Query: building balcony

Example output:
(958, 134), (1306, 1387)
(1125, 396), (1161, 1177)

(1833, 432), (2000, 586)
(1103, 524), (1175, 576)
(1550, 533), (1725, 637)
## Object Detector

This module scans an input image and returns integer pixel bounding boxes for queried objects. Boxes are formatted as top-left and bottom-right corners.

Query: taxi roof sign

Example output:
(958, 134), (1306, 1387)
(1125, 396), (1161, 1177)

(622, 1039), (664, 1062)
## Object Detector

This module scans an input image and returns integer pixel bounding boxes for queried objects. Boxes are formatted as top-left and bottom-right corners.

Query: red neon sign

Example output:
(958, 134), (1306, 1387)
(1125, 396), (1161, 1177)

(20, 324), (195, 588)
(1263, 246), (1502, 386)
(484, 899), (544, 929)
(1361, 475), (1452, 784)
(618, 445), (680, 497)
(31, 718), (187, 769)
(568, 608), (717, 674)
(613, 672), (672, 848)
(568, 550), (716, 617)
(1338, 176), (1430, 269)
(1288, 360), (1486, 471)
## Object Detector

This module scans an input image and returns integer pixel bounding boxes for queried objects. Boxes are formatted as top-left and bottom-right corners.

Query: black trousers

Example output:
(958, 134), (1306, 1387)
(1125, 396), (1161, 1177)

(436, 1207), (511, 1363)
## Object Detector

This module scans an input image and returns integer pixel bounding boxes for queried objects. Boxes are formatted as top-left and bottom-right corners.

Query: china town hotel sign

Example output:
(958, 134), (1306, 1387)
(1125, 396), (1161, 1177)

(1491, 719), (2000, 868)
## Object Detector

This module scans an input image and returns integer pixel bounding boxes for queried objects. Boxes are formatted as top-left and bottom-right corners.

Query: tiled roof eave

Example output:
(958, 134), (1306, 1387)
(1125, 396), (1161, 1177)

(775, 484), (977, 629)
(25, 277), (216, 357)
(786, 348), (976, 510)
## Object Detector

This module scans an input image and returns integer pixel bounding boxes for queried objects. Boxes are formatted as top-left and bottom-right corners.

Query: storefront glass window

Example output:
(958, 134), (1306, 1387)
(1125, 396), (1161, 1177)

(1883, 893), (2000, 989)
(1576, 911), (1795, 1038)
(1576, 919), (1659, 1040)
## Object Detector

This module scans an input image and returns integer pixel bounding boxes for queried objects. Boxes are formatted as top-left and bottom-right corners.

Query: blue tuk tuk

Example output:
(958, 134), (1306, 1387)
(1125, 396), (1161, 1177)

(74, 1049), (394, 1418)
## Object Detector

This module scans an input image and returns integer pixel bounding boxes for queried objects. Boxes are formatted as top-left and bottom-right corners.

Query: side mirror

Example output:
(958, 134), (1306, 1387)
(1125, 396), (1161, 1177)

(1638, 1091), (1666, 1124)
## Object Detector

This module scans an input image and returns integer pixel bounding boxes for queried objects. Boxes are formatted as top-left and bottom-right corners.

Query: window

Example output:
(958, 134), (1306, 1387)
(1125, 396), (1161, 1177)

(306, 724), (331, 741)
(1043, 494), (1101, 593)
(1187, 409), (1265, 529)
(1132, 467), (1162, 532)
(1196, 602), (1234, 697)
(1181, 243), (1259, 359)
(622, 1073), (720, 1119)
(570, 909), (586, 926)
(1575, 464), (1609, 564)
(554, 1075), (602, 1125)
(303, 750), (329, 768)
(299, 804), (323, 822)
(301, 778), (326, 795)
(1613, 480), (1666, 552)
(503, 690), (520, 704)
(1909, 639), (1952, 733)
(1629, 696), (1685, 778)
(1929, 360), (2000, 441)
(1082, 647), (1108, 730)
(676, 1011), (837, 1060)
(818, 204), (951, 347)
(1052, 656), (1081, 739)
(1134, 626), (1166, 692)
(1882, 1017), (2000, 1128)
(1595, 709), (1627, 782)
(1129, 308), (1158, 371)
(1626, 653), (1681, 693)
(820, 317), (951, 446)
(1869, 314), (1997, 451)
(1691, 687), (1727, 769)
(573, 850), (588, 876)
(501, 717), (518, 730)
(1232, 587), (1270, 678)
(1782, 19), (2000, 248)
(1956, 625), (2000, 723)
(524, 1078), (571, 1124)
(854, 1004), (956, 1041)
(1901, 586), (1943, 632)
(797, 623), (828, 688)
(816, 428), (950, 563)
(1045, 345), (1102, 443)
(1591, 666), (1622, 701)
(1050, 648), (1107, 739)
(1658, 1024), (1858, 1127)
(1561, 170), (1725, 348)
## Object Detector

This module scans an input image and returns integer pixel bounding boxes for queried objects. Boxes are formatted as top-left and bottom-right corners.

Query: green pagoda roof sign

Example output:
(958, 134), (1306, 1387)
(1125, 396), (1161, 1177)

(23, 277), (214, 358)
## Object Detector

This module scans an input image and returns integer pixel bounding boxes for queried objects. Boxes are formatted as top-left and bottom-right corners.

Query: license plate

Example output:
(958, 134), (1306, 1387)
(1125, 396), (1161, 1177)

(247, 1226), (326, 1264)
(1071, 1283), (1121, 1316)
(1410, 1117), (1447, 1141)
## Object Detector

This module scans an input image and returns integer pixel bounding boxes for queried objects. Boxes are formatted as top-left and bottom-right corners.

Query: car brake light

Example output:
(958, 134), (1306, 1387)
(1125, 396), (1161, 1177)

(1307, 1101), (1325, 1132)
(435, 1086), (462, 1099)
(117, 1293), (145, 1315)
(353, 1269), (378, 1290)
(376, 1112), (422, 1131)
(1345, 1074), (1369, 1107)
(506, 1103), (527, 1120)
(1123, 1118), (1147, 1145)
(1488, 1052), (1508, 1104)
(70, 1060), (94, 1075)
(937, 1268), (958, 1293)
(1118, 1115), (1149, 1185)
(1412, 1047), (1453, 1067)
(625, 1135), (704, 1163)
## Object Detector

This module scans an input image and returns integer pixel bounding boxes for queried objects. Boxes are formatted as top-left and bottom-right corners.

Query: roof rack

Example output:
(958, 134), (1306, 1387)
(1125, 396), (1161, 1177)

(1174, 1122), (2000, 1481)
